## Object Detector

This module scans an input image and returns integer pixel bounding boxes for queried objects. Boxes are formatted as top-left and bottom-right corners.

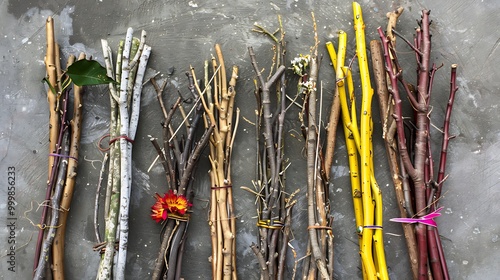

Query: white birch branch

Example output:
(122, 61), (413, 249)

(115, 27), (134, 280)
(129, 44), (151, 140)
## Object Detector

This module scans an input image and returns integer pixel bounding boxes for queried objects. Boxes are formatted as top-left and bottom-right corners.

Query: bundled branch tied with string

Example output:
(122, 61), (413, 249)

(96, 27), (151, 280)
(330, 3), (390, 279)
(374, 9), (458, 280)
(246, 16), (298, 280)
(147, 59), (213, 280)
(198, 44), (239, 280)
(291, 12), (334, 280)
(33, 17), (115, 280)
(146, 43), (241, 280)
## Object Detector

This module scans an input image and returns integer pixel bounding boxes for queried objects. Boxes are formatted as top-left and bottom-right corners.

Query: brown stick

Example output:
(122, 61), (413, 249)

(277, 205), (294, 280)
(226, 66), (239, 280)
(305, 13), (330, 280)
(248, 47), (286, 220)
(196, 48), (238, 279)
(45, 16), (59, 174)
(251, 243), (269, 280)
(249, 18), (292, 279)
(34, 17), (60, 273)
(215, 44), (230, 143)
(370, 40), (419, 280)
(52, 53), (85, 280)
(151, 220), (175, 280)
(34, 129), (70, 280)
(386, 7), (404, 47)
(323, 86), (340, 182)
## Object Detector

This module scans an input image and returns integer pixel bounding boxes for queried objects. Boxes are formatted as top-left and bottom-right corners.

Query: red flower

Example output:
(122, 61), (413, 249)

(151, 190), (191, 223)
(151, 193), (168, 223)
(163, 190), (191, 215)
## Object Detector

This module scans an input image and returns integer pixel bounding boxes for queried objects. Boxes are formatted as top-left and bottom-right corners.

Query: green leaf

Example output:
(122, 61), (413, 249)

(67, 60), (116, 86)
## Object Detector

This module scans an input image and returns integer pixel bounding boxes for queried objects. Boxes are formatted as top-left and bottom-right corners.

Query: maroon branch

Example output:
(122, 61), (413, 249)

(378, 10), (432, 279)
(436, 64), (458, 199)
(379, 9), (456, 280)
(427, 64), (458, 280)
(370, 38), (419, 279)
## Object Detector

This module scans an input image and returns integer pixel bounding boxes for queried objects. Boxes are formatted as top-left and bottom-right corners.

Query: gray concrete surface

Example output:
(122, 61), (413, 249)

(1, 0), (499, 279)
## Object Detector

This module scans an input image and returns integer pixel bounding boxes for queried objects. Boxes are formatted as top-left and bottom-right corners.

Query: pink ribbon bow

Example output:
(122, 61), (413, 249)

(390, 207), (443, 227)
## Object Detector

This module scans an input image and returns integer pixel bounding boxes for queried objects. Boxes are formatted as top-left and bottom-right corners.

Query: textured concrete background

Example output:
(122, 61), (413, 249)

(1, 0), (499, 279)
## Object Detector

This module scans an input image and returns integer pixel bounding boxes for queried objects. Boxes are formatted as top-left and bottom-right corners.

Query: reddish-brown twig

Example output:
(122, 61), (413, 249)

(379, 10), (455, 280)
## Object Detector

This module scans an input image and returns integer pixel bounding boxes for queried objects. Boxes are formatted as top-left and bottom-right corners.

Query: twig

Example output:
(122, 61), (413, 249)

(194, 44), (240, 280)
(277, 205), (295, 280)
(152, 220), (176, 279)
(94, 153), (109, 244)
(386, 7), (404, 46)
(353, 3), (389, 279)
(116, 29), (151, 279)
(249, 16), (295, 280)
(34, 17), (60, 273)
(248, 46), (286, 220)
(305, 12), (330, 280)
(150, 61), (215, 280)
(391, 28), (423, 56)
(251, 243), (269, 280)
(436, 64), (458, 200)
(53, 52), (86, 280)
(428, 64), (458, 280)
(34, 129), (70, 280)
(370, 38), (419, 280)
(168, 65), (221, 143)
(323, 42), (341, 182)
(115, 27), (135, 280)
(150, 78), (169, 118)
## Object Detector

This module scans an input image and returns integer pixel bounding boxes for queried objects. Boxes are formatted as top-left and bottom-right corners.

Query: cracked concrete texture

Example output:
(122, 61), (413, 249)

(1, 0), (499, 279)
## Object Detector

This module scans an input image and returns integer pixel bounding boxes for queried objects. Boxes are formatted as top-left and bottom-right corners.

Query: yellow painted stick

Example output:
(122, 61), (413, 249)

(343, 66), (368, 280)
(353, 2), (389, 279)
(327, 33), (364, 229)
(353, 2), (378, 279)
(342, 66), (361, 151)
(343, 66), (364, 228)
(328, 32), (368, 279)
(325, 41), (338, 70)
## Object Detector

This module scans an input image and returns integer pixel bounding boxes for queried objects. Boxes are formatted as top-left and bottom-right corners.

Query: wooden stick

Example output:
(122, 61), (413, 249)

(370, 39), (419, 280)
(323, 42), (341, 183)
(34, 130), (70, 280)
(34, 17), (60, 273)
(52, 52), (86, 280)
(45, 16), (59, 174)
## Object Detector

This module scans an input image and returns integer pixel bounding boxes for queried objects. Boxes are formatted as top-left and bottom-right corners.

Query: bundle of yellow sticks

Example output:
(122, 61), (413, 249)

(326, 3), (389, 279)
